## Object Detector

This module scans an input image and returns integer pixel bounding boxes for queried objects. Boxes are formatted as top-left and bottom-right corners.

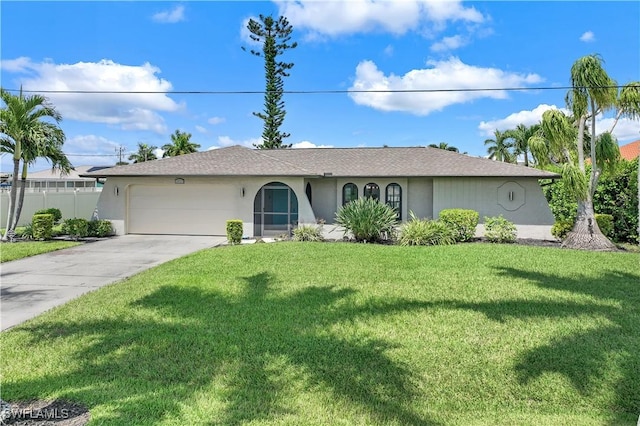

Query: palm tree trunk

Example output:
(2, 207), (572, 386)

(12, 163), (29, 230)
(2, 158), (21, 240)
(562, 196), (616, 251)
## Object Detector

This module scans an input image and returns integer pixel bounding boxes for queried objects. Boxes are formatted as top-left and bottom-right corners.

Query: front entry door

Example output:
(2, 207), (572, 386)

(254, 182), (298, 237)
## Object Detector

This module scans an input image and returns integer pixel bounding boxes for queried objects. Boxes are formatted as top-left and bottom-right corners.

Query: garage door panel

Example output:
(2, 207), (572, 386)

(128, 185), (237, 235)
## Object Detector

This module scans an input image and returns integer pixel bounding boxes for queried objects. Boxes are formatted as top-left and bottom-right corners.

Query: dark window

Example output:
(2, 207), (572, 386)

(342, 183), (358, 206)
(305, 182), (312, 206)
(385, 183), (402, 220)
(364, 183), (380, 201)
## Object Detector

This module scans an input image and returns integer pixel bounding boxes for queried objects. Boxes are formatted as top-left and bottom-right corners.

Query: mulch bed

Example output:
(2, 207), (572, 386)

(1, 400), (89, 426)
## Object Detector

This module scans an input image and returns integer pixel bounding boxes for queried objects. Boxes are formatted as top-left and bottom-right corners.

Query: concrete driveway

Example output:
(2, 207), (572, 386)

(1, 235), (225, 331)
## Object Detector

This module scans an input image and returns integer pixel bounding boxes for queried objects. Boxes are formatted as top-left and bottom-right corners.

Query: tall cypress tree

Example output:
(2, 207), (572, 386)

(243, 14), (297, 149)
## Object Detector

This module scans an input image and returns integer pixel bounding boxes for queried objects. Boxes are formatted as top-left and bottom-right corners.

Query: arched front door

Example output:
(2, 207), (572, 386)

(253, 182), (298, 237)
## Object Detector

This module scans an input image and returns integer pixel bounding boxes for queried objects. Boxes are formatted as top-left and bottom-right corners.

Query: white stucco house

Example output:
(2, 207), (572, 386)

(81, 145), (559, 239)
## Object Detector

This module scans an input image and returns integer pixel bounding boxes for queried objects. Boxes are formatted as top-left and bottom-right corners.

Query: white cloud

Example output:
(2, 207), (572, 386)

(216, 135), (261, 148)
(152, 5), (185, 24)
(207, 116), (226, 125)
(430, 34), (467, 52)
(278, 0), (484, 38)
(597, 117), (640, 142)
(0, 56), (32, 72)
(478, 104), (566, 136)
(195, 125), (207, 134)
(291, 141), (334, 148)
(240, 17), (263, 46)
(383, 45), (394, 57)
(2, 58), (181, 134)
(349, 57), (543, 115)
(64, 135), (121, 166)
(580, 31), (595, 42)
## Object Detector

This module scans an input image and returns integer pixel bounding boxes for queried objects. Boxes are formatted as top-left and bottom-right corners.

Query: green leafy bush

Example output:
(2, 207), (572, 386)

(334, 197), (398, 243)
(62, 218), (89, 240)
(32, 214), (54, 240)
(595, 213), (614, 238)
(439, 209), (479, 242)
(88, 220), (113, 237)
(17, 223), (34, 240)
(226, 220), (243, 245)
(551, 220), (573, 241)
(484, 215), (517, 243)
(398, 213), (456, 246)
(292, 224), (324, 242)
(34, 208), (62, 224)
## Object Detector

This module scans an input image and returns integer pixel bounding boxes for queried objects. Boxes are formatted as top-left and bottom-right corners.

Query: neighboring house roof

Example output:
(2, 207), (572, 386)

(619, 140), (640, 161)
(81, 145), (559, 179)
(28, 165), (111, 181)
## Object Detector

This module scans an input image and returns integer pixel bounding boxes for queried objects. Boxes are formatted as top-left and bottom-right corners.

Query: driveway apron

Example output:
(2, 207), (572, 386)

(1, 235), (225, 331)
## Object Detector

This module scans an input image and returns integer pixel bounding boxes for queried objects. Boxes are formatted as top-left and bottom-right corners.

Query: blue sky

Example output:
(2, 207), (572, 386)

(1, 1), (639, 172)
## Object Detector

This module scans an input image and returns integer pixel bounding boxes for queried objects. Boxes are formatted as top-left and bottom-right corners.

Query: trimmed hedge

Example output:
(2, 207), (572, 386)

(34, 208), (62, 224)
(32, 214), (54, 240)
(62, 218), (89, 241)
(595, 213), (614, 238)
(88, 220), (113, 237)
(398, 214), (456, 246)
(484, 215), (517, 243)
(439, 209), (479, 242)
(226, 220), (243, 245)
(551, 220), (573, 241)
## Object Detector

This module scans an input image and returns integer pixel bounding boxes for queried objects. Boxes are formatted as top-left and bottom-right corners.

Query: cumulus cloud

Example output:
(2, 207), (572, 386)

(478, 104), (566, 136)
(216, 135), (261, 148)
(0, 56), (32, 72)
(208, 116), (226, 125)
(291, 141), (334, 148)
(430, 34), (467, 52)
(195, 125), (207, 134)
(64, 134), (122, 166)
(580, 31), (595, 42)
(277, 0), (484, 37)
(383, 45), (394, 57)
(598, 117), (640, 142)
(2, 57), (181, 134)
(349, 57), (543, 115)
(152, 5), (185, 24)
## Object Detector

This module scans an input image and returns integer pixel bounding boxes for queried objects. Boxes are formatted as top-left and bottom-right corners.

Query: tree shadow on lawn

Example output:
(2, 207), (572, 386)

(439, 267), (640, 425)
(6, 272), (438, 425)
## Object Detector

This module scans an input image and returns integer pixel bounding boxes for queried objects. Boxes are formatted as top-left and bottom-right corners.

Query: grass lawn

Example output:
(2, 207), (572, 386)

(1, 243), (638, 425)
(0, 240), (81, 262)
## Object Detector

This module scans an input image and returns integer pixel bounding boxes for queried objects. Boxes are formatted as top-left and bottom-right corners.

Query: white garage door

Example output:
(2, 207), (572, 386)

(128, 185), (238, 235)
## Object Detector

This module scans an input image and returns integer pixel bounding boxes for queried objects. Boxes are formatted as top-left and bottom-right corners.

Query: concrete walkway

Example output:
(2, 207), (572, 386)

(1, 235), (225, 331)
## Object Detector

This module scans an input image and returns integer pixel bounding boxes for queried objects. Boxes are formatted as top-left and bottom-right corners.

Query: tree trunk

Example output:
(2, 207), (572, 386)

(12, 164), (28, 230)
(562, 198), (616, 251)
(2, 158), (21, 240)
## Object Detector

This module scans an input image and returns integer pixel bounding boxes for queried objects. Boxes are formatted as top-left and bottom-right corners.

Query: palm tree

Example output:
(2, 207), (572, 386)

(504, 123), (540, 167)
(0, 88), (70, 240)
(484, 130), (514, 162)
(129, 143), (158, 163)
(428, 142), (459, 152)
(162, 130), (200, 157)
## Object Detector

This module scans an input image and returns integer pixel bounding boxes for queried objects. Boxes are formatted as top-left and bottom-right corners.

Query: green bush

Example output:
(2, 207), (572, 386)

(484, 215), (517, 243)
(62, 218), (89, 241)
(551, 220), (573, 241)
(595, 213), (614, 238)
(88, 220), (113, 237)
(398, 213), (456, 246)
(34, 208), (62, 224)
(32, 214), (54, 240)
(15, 223), (34, 240)
(226, 220), (243, 245)
(334, 197), (398, 243)
(292, 224), (324, 242)
(439, 209), (479, 242)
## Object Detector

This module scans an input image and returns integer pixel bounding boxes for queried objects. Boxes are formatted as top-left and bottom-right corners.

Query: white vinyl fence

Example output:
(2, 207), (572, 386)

(0, 191), (101, 228)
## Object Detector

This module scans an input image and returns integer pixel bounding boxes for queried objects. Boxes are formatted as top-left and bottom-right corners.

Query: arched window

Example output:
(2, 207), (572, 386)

(364, 183), (380, 201)
(385, 183), (402, 220)
(342, 183), (358, 206)
(305, 182), (312, 206)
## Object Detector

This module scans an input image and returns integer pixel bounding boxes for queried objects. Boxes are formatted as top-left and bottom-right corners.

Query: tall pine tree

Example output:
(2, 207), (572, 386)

(243, 15), (297, 149)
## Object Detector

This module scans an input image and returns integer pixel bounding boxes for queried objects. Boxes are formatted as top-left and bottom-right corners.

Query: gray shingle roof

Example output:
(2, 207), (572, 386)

(81, 145), (559, 178)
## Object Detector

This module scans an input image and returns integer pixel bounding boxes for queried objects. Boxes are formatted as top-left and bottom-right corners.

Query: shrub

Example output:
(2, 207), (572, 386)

(334, 197), (398, 243)
(595, 213), (614, 238)
(34, 208), (62, 224)
(551, 220), (573, 241)
(439, 209), (479, 242)
(32, 214), (54, 240)
(62, 218), (89, 241)
(226, 220), (243, 245)
(398, 213), (456, 246)
(88, 220), (113, 237)
(484, 215), (517, 243)
(17, 223), (34, 240)
(292, 224), (324, 242)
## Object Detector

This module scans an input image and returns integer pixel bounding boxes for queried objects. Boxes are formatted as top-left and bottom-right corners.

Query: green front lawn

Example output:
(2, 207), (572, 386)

(1, 243), (638, 425)
(0, 240), (81, 262)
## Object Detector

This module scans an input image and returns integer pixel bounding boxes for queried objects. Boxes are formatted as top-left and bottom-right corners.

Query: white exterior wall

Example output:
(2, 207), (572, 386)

(0, 191), (100, 227)
(432, 177), (555, 225)
(407, 178), (434, 220)
(305, 178), (336, 224)
(96, 176), (312, 236)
